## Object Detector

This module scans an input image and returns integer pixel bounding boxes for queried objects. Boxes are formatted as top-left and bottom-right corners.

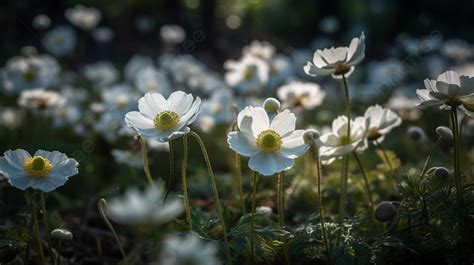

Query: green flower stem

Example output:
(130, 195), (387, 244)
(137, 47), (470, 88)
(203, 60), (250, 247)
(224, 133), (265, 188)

(40, 192), (55, 265)
(182, 131), (232, 265)
(31, 191), (46, 265)
(310, 146), (331, 263)
(339, 73), (351, 226)
(250, 171), (257, 265)
(418, 137), (442, 180)
(277, 172), (290, 265)
(164, 140), (175, 202)
(450, 107), (464, 203)
(352, 153), (375, 217)
(235, 152), (246, 214)
(138, 135), (155, 188)
(181, 134), (193, 231)
(56, 241), (62, 265)
(374, 139), (395, 173)
(97, 199), (129, 265)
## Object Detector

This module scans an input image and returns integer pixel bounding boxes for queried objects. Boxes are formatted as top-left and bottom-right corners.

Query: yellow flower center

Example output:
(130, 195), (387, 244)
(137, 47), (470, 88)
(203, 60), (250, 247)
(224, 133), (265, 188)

(243, 70), (254, 81)
(463, 102), (474, 112)
(333, 64), (351, 76)
(367, 128), (382, 141)
(256, 130), (282, 153)
(23, 156), (53, 179)
(153, 111), (180, 131)
(338, 135), (351, 146)
(22, 69), (37, 83)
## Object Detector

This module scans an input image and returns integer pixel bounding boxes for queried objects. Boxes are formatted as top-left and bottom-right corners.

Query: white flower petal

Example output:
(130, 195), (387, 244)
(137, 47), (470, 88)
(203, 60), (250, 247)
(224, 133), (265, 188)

(167, 91), (193, 116)
(270, 109), (296, 137)
(248, 152), (293, 176)
(227, 131), (259, 157)
(4, 149), (31, 170)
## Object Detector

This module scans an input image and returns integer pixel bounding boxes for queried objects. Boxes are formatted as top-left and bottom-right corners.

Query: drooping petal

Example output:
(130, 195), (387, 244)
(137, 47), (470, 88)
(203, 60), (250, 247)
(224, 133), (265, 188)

(227, 131), (259, 157)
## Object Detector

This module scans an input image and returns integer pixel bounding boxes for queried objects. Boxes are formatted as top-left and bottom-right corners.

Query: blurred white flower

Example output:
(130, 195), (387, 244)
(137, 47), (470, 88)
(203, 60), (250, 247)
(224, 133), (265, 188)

(319, 115), (369, 164)
(2, 54), (60, 93)
(0, 149), (78, 192)
(277, 81), (326, 110)
(0, 107), (25, 130)
(106, 183), (183, 224)
(135, 15), (155, 33)
(197, 89), (234, 129)
(319, 16), (340, 34)
(268, 55), (294, 89)
(42, 25), (77, 57)
(124, 55), (154, 83)
(65, 5), (101, 31)
(242, 40), (276, 60)
(52, 104), (82, 128)
(32, 14), (51, 29)
(367, 59), (404, 85)
(83, 61), (119, 88)
(386, 92), (422, 121)
(227, 106), (307, 176)
(441, 39), (472, 62)
(224, 55), (269, 94)
(304, 32), (365, 79)
(92, 26), (114, 43)
(125, 91), (201, 142)
(160, 25), (186, 44)
(135, 66), (172, 95)
(416, 70), (474, 116)
(364, 104), (401, 142)
(159, 233), (220, 265)
(18, 89), (66, 111)
(101, 84), (138, 117)
(111, 149), (143, 169)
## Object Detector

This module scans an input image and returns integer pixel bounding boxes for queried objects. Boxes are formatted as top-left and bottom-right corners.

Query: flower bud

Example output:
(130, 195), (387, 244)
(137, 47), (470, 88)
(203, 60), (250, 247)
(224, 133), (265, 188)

(432, 167), (451, 180)
(303, 129), (320, 144)
(51, 229), (73, 241)
(263, 97), (280, 113)
(407, 126), (426, 142)
(375, 201), (398, 222)
(435, 126), (453, 141)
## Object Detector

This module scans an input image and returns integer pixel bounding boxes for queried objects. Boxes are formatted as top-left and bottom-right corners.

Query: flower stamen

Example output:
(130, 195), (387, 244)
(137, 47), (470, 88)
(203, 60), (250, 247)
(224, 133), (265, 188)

(154, 111), (180, 131)
(256, 130), (282, 153)
(23, 156), (53, 179)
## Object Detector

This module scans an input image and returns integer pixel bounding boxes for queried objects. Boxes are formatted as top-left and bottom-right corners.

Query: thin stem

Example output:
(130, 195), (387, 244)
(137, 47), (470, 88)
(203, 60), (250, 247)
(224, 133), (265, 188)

(341, 74), (351, 141)
(56, 241), (62, 265)
(182, 131), (232, 265)
(164, 140), (175, 202)
(97, 199), (129, 265)
(31, 191), (46, 265)
(235, 152), (246, 214)
(374, 139), (395, 173)
(138, 135), (155, 188)
(181, 136), (193, 231)
(250, 171), (257, 265)
(352, 153), (375, 215)
(40, 192), (55, 265)
(311, 146), (331, 262)
(339, 155), (349, 223)
(278, 172), (290, 265)
(450, 107), (464, 203)
(418, 137), (442, 180)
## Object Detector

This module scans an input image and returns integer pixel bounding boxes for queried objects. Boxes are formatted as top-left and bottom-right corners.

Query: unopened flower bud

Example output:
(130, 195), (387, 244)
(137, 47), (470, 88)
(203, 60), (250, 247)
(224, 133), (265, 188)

(263, 98), (280, 113)
(51, 229), (73, 241)
(432, 167), (451, 180)
(375, 201), (398, 222)
(407, 126), (426, 142)
(435, 126), (453, 141)
(303, 129), (320, 144)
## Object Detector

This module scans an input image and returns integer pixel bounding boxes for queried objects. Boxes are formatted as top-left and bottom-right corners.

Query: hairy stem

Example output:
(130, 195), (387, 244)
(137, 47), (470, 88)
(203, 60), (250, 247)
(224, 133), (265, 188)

(31, 191), (46, 265)
(250, 171), (257, 265)
(40, 192), (55, 265)
(182, 131), (232, 265)
(164, 140), (175, 202)
(97, 199), (129, 265)
(138, 135), (155, 188)
(181, 136), (193, 231)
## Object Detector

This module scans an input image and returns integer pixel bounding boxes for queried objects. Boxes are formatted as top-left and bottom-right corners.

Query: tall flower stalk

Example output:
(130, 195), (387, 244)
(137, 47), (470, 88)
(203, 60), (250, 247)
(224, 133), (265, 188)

(250, 171), (257, 264)
(277, 171), (291, 265)
(450, 107), (464, 203)
(181, 131), (232, 265)
(164, 140), (175, 201)
(31, 191), (46, 265)
(40, 192), (55, 265)
(137, 135), (155, 188)
(340, 74), (351, 222)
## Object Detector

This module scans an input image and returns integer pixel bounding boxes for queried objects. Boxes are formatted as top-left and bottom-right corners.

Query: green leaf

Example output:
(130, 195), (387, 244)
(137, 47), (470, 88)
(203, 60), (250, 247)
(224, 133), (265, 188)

(0, 226), (30, 249)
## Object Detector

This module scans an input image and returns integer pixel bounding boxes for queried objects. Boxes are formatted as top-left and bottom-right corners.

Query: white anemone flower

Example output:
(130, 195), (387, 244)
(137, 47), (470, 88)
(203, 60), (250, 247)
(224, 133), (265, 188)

(65, 5), (101, 31)
(32, 14), (51, 29)
(18, 88), (66, 111)
(242, 40), (276, 60)
(416, 70), (474, 116)
(0, 149), (78, 192)
(227, 106), (307, 176)
(364, 104), (402, 142)
(277, 81), (326, 110)
(304, 32), (365, 79)
(135, 66), (171, 95)
(224, 55), (269, 94)
(160, 25), (186, 44)
(125, 91), (201, 142)
(106, 183), (183, 225)
(159, 233), (220, 265)
(319, 116), (369, 164)
(42, 25), (77, 57)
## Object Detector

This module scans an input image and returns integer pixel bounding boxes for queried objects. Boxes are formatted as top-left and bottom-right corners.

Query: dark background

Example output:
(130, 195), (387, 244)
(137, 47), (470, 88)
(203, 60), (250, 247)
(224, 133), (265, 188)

(2, 0), (474, 69)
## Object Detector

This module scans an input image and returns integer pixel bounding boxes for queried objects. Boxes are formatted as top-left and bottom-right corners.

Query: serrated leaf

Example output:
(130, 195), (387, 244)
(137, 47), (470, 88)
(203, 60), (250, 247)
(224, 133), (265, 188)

(376, 149), (401, 172)
(0, 226), (30, 249)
